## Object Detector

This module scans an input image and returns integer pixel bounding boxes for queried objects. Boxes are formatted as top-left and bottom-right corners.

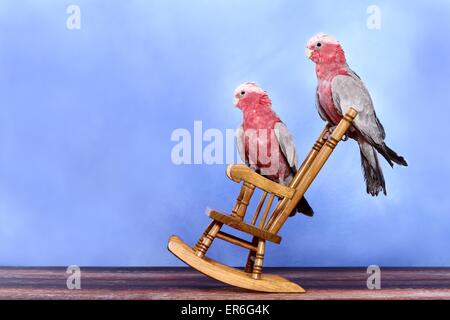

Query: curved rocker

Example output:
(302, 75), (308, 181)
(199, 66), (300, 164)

(168, 109), (358, 293)
(168, 235), (305, 293)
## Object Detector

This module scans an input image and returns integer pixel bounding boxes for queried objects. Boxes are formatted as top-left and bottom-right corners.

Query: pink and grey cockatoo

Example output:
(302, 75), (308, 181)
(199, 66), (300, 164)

(234, 82), (313, 217)
(306, 33), (407, 196)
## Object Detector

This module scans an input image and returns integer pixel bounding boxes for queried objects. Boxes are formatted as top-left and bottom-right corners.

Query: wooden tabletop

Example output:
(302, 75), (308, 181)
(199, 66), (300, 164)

(0, 267), (449, 300)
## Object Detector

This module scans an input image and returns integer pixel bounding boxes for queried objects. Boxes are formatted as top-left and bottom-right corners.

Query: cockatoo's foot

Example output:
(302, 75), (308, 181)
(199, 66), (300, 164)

(322, 125), (336, 141)
(322, 125), (348, 141)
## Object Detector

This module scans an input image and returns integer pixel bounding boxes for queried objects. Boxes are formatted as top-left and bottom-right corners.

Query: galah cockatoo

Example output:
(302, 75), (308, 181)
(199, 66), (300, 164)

(306, 33), (407, 196)
(234, 82), (313, 217)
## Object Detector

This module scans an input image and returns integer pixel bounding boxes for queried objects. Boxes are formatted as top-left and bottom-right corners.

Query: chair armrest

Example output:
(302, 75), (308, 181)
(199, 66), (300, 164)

(226, 164), (295, 199)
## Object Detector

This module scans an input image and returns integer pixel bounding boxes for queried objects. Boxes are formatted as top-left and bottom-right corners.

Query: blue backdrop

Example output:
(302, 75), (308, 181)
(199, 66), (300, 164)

(0, 0), (449, 266)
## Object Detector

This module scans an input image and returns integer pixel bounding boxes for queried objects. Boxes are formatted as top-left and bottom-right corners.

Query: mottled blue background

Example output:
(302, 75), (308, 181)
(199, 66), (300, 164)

(0, 0), (449, 266)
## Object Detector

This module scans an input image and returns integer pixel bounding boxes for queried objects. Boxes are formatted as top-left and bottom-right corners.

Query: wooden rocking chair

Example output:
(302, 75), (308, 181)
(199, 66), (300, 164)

(168, 108), (358, 293)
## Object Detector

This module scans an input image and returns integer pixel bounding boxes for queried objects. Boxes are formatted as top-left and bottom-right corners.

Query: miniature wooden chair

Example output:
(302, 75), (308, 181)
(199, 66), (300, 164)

(168, 108), (358, 293)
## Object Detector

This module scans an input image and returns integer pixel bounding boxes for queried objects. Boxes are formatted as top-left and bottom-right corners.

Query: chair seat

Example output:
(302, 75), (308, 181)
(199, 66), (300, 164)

(207, 209), (282, 244)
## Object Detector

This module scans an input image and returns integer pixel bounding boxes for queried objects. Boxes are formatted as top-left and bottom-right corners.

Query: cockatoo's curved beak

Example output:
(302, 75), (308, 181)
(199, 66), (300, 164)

(233, 97), (239, 106)
(305, 48), (313, 59)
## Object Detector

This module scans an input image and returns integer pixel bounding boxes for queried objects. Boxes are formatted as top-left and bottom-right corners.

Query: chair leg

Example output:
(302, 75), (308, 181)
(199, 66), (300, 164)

(195, 222), (222, 258)
(245, 237), (258, 273)
(252, 239), (266, 280)
(193, 222), (214, 251)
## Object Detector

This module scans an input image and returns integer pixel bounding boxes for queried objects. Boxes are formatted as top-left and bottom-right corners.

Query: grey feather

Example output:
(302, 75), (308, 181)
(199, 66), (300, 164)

(330, 72), (407, 197)
(273, 123), (315, 217)
(315, 87), (329, 122)
(274, 122), (298, 169)
(331, 73), (407, 167)
(331, 74), (385, 145)
(358, 139), (386, 196)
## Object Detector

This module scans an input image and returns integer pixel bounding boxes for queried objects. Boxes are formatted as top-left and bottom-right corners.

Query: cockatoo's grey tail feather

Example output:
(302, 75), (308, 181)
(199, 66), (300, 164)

(292, 196), (314, 217)
(375, 143), (408, 168)
(359, 140), (387, 196)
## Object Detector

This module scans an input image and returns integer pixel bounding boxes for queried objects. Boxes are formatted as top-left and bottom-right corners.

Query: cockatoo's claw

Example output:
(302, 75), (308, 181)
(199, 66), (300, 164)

(322, 125), (348, 141)
(322, 125), (337, 141)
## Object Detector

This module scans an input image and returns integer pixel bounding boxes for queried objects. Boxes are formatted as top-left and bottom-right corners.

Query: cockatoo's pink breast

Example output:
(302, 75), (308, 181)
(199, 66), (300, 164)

(316, 64), (351, 125)
(242, 110), (291, 183)
(317, 80), (343, 125)
(243, 111), (279, 167)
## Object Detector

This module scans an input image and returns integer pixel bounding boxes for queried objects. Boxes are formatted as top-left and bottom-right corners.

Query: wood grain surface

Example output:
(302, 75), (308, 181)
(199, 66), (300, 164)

(0, 267), (449, 300)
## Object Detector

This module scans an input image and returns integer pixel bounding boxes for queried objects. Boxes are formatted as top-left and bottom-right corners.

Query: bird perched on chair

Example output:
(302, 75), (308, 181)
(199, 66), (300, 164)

(234, 82), (314, 217)
(306, 33), (407, 196)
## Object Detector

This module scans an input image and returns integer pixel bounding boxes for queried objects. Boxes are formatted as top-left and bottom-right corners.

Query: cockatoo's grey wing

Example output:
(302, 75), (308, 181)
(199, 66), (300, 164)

(347, 68), (385, 138)
(236, 125), (246, 163)
(274, 122), (298, 169)
(316, 86), (329, 122)
(331, 74), (386, 145)
(347, 67), (362, 80)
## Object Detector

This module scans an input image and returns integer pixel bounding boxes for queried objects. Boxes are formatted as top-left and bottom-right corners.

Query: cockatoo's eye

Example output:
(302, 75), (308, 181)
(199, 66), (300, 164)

(240, 91), (246, 97)
(316, 42), (322, 48)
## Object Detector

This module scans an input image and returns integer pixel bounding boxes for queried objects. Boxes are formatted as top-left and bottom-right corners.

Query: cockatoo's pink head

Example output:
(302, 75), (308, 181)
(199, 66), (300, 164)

(234, 82), (272, 111)
(306, 33), (346, 65)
